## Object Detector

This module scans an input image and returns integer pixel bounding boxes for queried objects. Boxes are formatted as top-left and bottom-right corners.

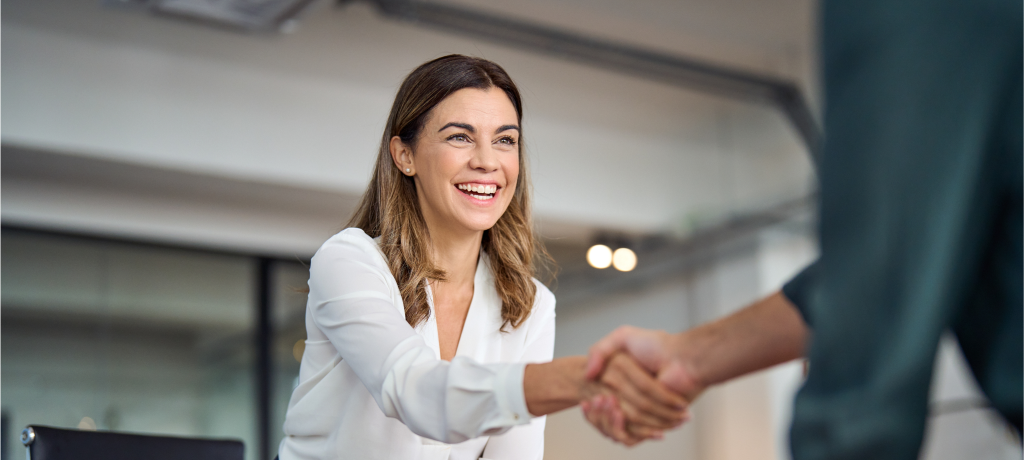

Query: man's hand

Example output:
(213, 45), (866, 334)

(586, 326), (705, 399)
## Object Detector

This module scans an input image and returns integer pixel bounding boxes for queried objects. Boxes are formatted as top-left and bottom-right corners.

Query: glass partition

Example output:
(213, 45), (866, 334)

(269, 260), (310, 456)
(1, 228), (260, 460)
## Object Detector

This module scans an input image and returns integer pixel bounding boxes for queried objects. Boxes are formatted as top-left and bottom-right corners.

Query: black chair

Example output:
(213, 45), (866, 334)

(20, 425), (245, 460)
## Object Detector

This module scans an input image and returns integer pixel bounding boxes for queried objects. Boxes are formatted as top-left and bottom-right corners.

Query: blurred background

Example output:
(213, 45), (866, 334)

(1, 0), (1019, 459)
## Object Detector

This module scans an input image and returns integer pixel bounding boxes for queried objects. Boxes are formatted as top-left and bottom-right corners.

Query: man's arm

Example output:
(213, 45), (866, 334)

(582, 290), (810, 443)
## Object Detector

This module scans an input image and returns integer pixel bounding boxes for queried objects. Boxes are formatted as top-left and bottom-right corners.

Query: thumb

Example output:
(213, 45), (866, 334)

(657, 360), (699, 397)
(585, 328), (632, 379)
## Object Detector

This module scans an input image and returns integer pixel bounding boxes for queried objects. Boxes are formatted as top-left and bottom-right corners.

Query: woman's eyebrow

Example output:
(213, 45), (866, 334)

(438, 122), (474, 133)
(495, 125), (520, 134)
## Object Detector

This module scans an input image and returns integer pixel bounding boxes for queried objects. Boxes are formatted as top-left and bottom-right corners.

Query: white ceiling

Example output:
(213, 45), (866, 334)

(447, 0), (818, 83)
(1, 0), (817, 255)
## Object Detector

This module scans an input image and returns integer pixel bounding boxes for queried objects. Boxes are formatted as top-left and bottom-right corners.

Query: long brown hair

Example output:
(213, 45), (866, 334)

(348, 54), (549, 330)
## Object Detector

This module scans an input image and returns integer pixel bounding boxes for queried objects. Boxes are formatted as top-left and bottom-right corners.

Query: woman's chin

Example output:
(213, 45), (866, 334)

(452, 216), (502, 234)
(447, 206), (508, 232)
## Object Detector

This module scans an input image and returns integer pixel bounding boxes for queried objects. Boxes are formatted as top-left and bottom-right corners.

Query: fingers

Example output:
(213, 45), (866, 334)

(583, 394), (646, 446)
(615, 398), (684, 431)
(625, 422), (664, 441)
(583, 394), (686, 446)
(613, 354), (689, 410)
(601, 354), (688, 428)
(581, 395), (615, 440)
(608, 401), (637, 445)
(581, 396), (615, 440)
(585, 326), (636, 380)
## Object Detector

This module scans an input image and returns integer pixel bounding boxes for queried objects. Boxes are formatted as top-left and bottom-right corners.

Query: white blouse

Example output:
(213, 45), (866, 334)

(278, 228), (556, 460)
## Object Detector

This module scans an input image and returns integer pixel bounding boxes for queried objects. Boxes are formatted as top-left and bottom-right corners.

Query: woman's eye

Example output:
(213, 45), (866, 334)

(447, 134), (471, 143)
(496, 136), (518, 146)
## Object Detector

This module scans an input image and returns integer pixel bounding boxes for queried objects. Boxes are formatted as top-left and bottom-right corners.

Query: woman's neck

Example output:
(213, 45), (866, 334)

(427, 227), (483, 287)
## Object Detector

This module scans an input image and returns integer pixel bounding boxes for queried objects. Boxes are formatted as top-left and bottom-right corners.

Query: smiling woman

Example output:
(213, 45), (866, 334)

(276, 55), (687, 460)
(365, 57), (535, 333)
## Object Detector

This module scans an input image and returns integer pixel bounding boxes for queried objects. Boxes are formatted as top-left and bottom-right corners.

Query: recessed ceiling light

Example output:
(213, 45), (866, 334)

(612, 248), (637, 272)
(586, 244), (613, 269)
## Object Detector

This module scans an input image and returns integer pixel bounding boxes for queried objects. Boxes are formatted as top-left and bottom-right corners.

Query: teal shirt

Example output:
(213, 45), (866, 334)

(782, 0), (1022, 458)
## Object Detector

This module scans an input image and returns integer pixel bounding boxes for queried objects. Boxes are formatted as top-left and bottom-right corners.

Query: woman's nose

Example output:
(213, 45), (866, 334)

(469, 144), (500, 171)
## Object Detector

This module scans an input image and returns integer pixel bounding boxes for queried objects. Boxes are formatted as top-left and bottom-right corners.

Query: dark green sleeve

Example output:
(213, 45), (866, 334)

(780, 260), (819, 327)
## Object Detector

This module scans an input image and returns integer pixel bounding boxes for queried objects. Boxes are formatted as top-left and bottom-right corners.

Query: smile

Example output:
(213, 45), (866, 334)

(455, 183), (498, 201)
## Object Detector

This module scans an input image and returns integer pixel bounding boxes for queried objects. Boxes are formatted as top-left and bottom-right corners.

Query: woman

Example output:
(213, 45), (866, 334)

(278, 55), (686, 460)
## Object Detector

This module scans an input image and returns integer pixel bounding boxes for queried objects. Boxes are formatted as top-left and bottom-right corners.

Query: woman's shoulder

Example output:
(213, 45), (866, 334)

(321, 227), (375, 247)
(530, 278), (556, 316)
(311, 228), (388, 271)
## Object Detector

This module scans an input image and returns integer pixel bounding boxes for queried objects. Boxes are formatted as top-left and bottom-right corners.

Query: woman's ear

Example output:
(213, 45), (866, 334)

(390, 136), (415, 176)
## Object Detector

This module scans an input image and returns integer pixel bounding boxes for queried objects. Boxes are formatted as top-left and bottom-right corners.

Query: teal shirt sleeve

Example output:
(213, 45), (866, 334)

(780, 261), (819, 327)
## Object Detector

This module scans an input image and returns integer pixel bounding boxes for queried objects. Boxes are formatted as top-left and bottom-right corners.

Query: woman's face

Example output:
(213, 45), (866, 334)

(392, 87), (521, 237)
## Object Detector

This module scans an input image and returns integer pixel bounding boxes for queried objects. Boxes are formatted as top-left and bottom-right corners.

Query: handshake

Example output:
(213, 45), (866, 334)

(541, 291), (807, 446)
(576, 326), (702, 446)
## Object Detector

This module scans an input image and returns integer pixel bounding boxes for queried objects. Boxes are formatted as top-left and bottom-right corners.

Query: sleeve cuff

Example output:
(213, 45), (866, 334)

(781, 260), (820, 327)
(494, 362), (532, 427)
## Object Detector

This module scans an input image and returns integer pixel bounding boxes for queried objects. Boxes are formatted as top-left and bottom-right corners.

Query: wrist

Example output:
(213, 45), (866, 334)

(666, 331), (710, 391)
(524, 356), (591, 416)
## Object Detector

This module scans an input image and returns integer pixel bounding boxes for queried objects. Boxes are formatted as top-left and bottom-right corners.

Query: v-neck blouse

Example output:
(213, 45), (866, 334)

(279, 228), (556, 460)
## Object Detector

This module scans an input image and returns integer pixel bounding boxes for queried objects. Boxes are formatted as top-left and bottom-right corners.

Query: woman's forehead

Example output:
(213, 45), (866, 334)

(425, 87), (519, 128)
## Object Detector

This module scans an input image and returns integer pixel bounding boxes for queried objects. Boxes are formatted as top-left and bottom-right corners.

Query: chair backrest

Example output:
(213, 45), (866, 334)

(20, 425), (245, 460)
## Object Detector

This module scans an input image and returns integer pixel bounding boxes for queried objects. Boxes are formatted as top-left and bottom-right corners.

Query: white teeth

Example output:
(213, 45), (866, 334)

(456, 183), (497, 195)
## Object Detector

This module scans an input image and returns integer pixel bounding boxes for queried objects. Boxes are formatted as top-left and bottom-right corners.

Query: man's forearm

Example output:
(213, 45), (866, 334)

(672, 291), (809, 388)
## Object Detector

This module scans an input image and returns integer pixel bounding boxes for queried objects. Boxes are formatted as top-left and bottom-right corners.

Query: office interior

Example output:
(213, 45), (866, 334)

(1, 0), (1020, 459)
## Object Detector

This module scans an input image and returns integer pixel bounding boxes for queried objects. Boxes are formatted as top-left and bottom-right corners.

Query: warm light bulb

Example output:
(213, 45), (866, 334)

(586, 244), (613, 269)
(612, 248), (637, 272)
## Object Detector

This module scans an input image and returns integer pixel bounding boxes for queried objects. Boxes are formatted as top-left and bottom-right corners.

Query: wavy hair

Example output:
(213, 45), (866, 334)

(348, 54), (549, 330)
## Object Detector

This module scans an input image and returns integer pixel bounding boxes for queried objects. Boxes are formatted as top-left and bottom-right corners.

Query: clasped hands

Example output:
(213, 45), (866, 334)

(580, 326), (705, 446)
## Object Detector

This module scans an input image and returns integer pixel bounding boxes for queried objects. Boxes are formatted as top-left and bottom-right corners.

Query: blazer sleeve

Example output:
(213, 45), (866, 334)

(480, 281), (556, 460)
(307, 231), (532, 444)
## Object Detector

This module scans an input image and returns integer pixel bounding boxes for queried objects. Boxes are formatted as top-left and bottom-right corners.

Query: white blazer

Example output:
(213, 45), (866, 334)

(278, 228), (556, 460)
